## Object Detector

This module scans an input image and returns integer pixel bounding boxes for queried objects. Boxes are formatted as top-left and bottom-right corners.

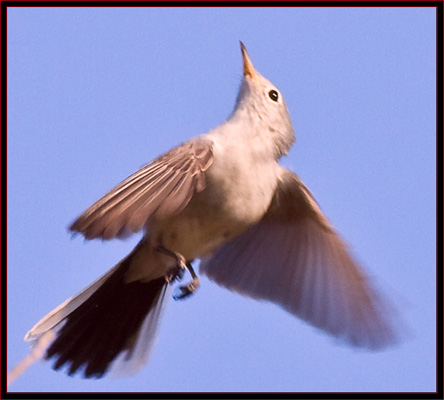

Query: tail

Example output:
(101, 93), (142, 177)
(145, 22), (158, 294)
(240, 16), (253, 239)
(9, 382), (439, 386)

(24, 242), (170, 378)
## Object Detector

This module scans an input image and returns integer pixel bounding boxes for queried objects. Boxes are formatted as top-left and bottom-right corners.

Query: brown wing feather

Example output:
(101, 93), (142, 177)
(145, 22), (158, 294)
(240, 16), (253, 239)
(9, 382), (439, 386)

(70, 138), (213, 240)
(201, 169), (400, 350)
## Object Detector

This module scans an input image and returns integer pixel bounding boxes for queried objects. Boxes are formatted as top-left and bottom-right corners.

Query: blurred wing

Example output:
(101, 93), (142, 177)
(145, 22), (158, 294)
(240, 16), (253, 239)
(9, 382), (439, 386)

(201, 169), (398, 349)
(70, 138), (213, 240)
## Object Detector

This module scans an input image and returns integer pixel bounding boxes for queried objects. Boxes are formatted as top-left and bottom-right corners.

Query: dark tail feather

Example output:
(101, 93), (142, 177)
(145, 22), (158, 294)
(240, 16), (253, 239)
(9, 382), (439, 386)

(35, 255), (168, 378)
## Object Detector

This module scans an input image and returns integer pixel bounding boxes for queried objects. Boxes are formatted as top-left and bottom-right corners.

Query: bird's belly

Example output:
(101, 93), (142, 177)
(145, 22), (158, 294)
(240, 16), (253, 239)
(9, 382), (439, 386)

(148, 162), (279, 260)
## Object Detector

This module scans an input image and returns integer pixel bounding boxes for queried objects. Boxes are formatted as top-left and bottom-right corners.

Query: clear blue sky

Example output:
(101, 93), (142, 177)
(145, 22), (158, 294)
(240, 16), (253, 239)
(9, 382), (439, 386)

(7, 7), (436, 393)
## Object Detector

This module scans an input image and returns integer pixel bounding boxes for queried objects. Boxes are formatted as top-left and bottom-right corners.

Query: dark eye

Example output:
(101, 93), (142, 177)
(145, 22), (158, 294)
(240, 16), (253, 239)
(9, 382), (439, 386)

(268, 90), (279, 102)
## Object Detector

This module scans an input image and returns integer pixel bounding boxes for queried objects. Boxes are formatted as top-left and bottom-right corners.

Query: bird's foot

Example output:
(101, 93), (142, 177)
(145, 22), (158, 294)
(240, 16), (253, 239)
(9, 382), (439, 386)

(173, 275), (200, 300)
(157, 246), (200, 299)
(165, 264), (185, 283)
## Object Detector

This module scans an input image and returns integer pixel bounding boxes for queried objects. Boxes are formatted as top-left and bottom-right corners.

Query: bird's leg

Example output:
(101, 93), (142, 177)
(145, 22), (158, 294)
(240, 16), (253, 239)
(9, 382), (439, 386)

(156, 246), (200, 300)
(173, 262), (199, 300)
(164, 255), (186, 284)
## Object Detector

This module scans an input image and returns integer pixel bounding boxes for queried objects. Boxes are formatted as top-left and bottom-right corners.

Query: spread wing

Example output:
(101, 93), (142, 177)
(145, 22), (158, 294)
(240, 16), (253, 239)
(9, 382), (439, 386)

(200, 169), (399, 350)
(70, 138), (213, 240)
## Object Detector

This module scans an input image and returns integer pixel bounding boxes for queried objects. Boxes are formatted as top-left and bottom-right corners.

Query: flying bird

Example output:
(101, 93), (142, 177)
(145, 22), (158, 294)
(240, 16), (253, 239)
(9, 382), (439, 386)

(25, 42), (398, 379)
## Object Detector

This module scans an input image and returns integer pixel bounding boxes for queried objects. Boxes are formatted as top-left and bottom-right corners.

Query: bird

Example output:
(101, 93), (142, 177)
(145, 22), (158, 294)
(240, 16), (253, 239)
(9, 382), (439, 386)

(24, 42), (399, 379)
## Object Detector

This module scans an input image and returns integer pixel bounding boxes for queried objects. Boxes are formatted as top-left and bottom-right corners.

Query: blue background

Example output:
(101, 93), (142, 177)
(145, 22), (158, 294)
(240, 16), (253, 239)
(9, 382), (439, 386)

(7, 7), (436, 393)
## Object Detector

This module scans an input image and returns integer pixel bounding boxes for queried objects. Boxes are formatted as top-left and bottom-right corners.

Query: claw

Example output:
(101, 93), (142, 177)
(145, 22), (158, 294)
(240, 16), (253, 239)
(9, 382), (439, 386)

(165, 265), (185, 283)
(173, 277), (200, 300)
(156, 246), (200, 299)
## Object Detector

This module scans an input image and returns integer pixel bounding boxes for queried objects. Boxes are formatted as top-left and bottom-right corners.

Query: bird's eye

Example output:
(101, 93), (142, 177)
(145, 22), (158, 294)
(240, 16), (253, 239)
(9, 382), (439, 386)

(268, 90), (279, 102)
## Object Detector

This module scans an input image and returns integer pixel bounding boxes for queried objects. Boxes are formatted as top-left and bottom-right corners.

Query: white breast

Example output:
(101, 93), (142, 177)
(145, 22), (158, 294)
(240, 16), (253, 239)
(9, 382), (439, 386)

(147, 132), (280, 260)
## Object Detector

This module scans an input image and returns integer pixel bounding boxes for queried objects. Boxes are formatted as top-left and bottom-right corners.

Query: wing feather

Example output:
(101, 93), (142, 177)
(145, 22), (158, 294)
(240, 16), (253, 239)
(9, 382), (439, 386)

(70, 138), (213, 240)
(201, 169), (399, 350)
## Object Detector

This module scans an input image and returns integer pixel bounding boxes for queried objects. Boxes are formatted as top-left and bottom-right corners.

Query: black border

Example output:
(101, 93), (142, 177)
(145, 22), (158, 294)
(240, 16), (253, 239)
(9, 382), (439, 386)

(1, 1), (443, 6)
(1, 1), (442, 399)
